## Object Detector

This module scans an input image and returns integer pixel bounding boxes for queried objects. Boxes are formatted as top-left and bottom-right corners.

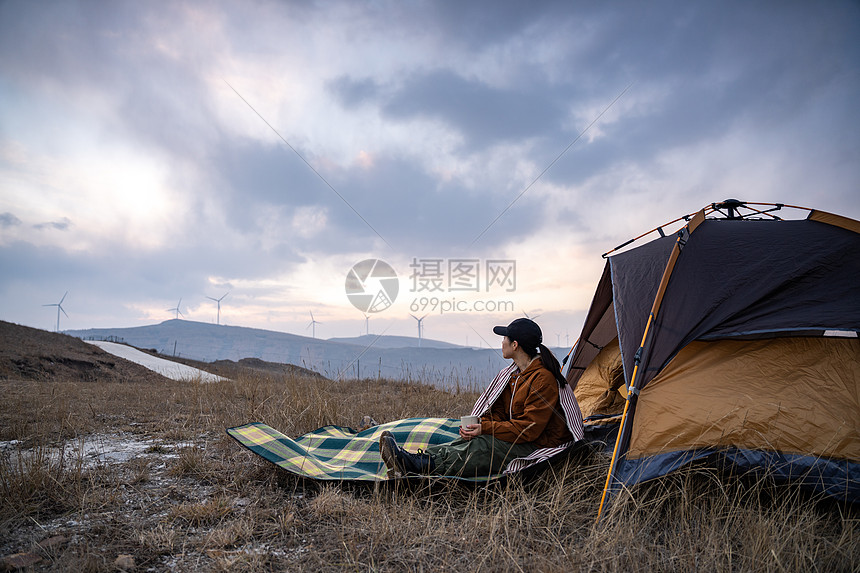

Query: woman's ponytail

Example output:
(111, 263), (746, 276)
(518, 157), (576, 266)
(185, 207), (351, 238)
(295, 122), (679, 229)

(538, 343), (567, 387)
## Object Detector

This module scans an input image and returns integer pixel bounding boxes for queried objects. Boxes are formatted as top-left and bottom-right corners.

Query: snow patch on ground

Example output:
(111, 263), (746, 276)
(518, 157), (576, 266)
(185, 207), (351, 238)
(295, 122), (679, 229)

(86, 340), (227, 382)
(0, 433), (196, 468)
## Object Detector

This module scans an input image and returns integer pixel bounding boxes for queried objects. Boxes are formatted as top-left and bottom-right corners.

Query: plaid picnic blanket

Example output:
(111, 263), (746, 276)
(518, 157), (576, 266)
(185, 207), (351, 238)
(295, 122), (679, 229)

(227, 417), (467, 481)
(228, 365), (585, 483)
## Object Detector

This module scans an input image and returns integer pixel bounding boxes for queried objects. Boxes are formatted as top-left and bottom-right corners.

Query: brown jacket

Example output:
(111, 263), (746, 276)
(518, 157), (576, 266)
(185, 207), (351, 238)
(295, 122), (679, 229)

(480, 357), (572, 448)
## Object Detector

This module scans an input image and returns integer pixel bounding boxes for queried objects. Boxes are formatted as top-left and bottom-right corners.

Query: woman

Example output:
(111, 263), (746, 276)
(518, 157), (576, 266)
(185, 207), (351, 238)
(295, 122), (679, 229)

(380, 318), (583, 478)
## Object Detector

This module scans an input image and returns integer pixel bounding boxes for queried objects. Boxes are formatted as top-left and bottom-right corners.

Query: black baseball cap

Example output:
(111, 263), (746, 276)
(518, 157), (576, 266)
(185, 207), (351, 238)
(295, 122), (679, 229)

(493, 318), (542, 347)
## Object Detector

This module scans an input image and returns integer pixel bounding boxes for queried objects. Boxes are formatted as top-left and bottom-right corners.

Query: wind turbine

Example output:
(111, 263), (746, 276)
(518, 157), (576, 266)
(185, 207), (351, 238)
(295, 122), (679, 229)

(363, 314), (370, 336)
(43, 291), (68, 332)
(409, 314), (427, 347)
(522, 308), (543, 320)
(206, 292), (229, 325)
(167, 298), (183, 320)
(307, 311), (321, 339)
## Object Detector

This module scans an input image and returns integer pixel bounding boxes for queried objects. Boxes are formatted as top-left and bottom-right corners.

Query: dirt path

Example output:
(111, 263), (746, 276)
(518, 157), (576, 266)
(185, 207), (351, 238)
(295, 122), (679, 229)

(85, 340), (227, 382)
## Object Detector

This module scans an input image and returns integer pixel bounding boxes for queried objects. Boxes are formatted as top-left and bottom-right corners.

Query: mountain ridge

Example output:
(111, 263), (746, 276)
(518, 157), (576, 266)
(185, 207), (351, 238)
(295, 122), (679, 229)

(65, 319), (514, 389)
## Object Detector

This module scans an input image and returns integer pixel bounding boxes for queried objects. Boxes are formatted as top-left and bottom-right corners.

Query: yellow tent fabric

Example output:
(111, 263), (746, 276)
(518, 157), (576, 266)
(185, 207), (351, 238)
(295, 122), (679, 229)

(627, 337), (860, 461)
(574, 338), (625, 419)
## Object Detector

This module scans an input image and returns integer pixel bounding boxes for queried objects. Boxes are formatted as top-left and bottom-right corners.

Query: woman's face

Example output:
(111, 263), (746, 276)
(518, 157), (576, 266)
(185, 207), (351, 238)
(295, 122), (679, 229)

(501, 336), (516, 359)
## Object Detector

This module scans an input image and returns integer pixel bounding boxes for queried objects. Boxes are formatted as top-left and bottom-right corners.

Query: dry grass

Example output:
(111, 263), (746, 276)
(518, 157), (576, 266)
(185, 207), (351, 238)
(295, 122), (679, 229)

(1, 367), (857, 572)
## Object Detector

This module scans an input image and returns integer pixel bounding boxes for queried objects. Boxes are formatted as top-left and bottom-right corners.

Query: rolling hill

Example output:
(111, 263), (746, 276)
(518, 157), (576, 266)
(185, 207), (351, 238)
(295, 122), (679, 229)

(326, 334), (464, 349)
(65, 319), (531, 389)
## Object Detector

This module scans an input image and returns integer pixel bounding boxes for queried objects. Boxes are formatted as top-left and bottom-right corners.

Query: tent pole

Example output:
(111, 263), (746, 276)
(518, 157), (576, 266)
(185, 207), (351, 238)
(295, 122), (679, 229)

(597, 315), (651, 519)
(601, 213), (694, 258)
(596, 209), (707, 521)
(601, 201), (814, 258)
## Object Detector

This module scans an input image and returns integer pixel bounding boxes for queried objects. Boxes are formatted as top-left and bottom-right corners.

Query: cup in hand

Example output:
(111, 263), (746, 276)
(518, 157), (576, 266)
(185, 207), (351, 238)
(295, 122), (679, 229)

(460, 415), (480, 428)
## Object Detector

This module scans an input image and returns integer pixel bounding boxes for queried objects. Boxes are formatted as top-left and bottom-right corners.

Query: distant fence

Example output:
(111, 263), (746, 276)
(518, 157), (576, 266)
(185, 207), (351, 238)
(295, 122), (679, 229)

(84, 335), (125, 343)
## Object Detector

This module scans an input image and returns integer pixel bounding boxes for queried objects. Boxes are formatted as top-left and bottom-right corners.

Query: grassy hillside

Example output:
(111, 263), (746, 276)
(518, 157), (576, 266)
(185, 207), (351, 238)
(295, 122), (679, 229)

(0, 321), (856, 571)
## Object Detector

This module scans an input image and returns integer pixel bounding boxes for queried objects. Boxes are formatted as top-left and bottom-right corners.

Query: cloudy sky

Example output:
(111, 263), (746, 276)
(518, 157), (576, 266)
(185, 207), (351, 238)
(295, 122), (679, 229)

(1, 0), (858, 348)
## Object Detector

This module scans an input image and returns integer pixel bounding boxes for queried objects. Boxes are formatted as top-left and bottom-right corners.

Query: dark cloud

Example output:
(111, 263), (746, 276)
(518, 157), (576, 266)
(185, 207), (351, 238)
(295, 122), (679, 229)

(33, 217), (72, 231)
(0, 2), (165, 95)
(205, 145), (537, 257)
(0, 242), (100, 287)
(211, 138), (330, 219)
(419, 0), (582, 50)
(0, 234), (301, 319)
(0, 1), (219, 161)
(321, 155), (543, 254)
(0, 241), (199, 329)
(324, 1), (860, 195)
(381, 69), (566, 150)
(205, 136), (541, 256)
(513, 3), (860, 192)
(0, 212), (21, 227)
(327, 76), (382, 109)
(205, 138), (393, 256)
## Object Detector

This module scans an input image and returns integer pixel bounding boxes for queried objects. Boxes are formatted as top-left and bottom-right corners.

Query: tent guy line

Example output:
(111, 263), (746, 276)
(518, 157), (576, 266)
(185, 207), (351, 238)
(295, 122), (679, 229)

(464, 321), (504, 360)
(222, 78), (393, 250)
(470, 82), (634, 246)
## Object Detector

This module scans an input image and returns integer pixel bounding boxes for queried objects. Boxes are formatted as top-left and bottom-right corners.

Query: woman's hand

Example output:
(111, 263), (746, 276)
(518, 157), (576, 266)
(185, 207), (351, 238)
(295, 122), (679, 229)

(459, 423), (482, 440)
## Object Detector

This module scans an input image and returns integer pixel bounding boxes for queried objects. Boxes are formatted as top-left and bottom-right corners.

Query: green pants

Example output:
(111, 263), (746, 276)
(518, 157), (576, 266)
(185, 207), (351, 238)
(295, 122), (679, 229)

(425, 435), (538, 478)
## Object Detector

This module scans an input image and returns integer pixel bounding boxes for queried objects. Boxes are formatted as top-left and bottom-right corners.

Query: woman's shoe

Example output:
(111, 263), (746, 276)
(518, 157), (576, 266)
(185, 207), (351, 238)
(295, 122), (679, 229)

(379, 430), (435, 477)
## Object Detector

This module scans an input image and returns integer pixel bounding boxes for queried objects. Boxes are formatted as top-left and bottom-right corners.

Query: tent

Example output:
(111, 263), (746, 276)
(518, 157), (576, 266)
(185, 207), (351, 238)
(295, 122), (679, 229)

(564, 200), (860, 514)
